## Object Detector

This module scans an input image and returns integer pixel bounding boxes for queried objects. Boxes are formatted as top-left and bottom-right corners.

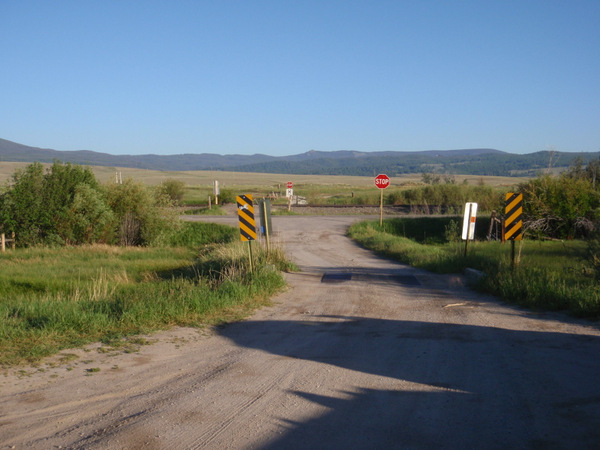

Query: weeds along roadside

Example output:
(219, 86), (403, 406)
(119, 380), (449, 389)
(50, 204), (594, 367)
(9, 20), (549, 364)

(348, 218), (600, 319)
(0, 222), (293, 367)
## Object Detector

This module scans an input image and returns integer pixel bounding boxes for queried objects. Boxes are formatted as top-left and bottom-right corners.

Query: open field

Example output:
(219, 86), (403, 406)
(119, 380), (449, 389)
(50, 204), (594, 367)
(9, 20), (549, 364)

(0, 162), (530, 206)
(0, 162), (529, 187)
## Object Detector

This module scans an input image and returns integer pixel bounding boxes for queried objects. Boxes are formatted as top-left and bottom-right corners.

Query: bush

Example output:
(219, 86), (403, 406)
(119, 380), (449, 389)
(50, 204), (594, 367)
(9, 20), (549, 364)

(0, 162), (185, 248)
(518, 174), (600, 239)
(157, 179), (186, 205)
(391, 183), (502, 213)
(104, 178), (180, 246)
(588, 236), (600, 281)
(67, 184), (116, 244)
(218, 188), (236, 205)
(0, 162), (111, 246)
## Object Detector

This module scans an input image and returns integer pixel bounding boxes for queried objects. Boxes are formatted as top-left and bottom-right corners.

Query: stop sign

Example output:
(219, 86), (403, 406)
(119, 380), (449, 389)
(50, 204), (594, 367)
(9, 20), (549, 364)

(374, 174), (390, 189)
(287, 181), (293, 189)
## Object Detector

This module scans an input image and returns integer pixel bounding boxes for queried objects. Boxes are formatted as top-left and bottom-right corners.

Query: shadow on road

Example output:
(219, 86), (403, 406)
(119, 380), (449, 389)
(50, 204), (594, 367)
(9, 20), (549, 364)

(218, 316), (600, 448)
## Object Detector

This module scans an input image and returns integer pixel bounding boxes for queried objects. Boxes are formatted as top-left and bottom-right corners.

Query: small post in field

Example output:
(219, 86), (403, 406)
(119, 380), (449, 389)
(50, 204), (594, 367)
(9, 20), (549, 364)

(248, 241), (254, 274)
(214, 180), (220, 205)
(258, 199), (272, 255)
(511, 240), (516, 268)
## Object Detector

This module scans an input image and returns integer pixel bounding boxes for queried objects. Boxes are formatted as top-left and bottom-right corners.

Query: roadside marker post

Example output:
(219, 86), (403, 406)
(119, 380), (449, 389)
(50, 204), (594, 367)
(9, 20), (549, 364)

(258, 198), (272, 254)
(504, 192), (523, 267)
(214, 180), (220, 205)
(374, 174), (390, 226)
(237, 194), (257, 273)
(462, 202), (478, 256)
(504, 193), (523, 241)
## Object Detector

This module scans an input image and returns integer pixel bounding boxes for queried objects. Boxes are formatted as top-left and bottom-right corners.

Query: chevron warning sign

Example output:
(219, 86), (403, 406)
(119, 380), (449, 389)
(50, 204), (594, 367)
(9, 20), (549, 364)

(237, 194), (257, 241)
(504, 192), (523, 241)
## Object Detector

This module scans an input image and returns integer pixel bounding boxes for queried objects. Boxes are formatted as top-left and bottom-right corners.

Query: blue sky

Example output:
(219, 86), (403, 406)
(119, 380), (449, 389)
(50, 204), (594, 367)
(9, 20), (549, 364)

(1, 1), (599, 156)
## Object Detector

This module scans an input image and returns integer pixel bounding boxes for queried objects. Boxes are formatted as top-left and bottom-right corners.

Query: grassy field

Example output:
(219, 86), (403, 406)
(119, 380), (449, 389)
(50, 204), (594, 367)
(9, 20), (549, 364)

(349, 218), (600, 318)
(0, 162), (528, 207)
(0, 222), (292, 367)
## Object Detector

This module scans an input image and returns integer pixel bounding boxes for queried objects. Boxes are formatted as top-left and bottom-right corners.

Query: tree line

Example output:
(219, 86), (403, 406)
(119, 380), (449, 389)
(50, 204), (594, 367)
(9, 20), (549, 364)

(224, 151), (600, 177)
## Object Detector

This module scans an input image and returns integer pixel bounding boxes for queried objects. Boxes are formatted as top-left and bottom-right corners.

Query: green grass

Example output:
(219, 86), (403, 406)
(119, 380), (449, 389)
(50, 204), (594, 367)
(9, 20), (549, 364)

(182, 205), (228, 216)
(348, 219), (600, 318)
(0, 222), (292, 367)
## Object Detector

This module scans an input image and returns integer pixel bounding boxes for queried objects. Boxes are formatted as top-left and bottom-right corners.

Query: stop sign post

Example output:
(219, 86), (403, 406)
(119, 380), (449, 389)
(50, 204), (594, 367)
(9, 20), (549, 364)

(375, 174), (390, 226)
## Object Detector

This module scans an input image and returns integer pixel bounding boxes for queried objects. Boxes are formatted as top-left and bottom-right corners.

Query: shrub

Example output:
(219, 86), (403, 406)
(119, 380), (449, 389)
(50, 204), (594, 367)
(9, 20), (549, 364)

(391, 183), (502, 213)
(218, 188), (236, 205)
(157, 179), (186, 205)
(518, 174), (600, 239)
(588, 235), (600, 281)
(67, 184), (116, 244)
(0, 162), (46, 245)
(104, 178), (180, 246)
(0, 162), (111, 246)
(444, 219), (461, 243)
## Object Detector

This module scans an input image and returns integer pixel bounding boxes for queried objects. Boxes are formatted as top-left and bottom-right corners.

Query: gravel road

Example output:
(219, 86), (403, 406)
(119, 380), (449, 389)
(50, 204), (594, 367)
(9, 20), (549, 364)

(2, 214), (600, 449)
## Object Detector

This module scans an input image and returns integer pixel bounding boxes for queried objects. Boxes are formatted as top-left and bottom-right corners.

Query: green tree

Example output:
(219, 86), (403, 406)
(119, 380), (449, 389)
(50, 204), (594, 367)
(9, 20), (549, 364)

(0, 162), (46, 245)
(0, 162), (114, 246)
(43, 162), (101, 243)
(67, 184), (116, 244)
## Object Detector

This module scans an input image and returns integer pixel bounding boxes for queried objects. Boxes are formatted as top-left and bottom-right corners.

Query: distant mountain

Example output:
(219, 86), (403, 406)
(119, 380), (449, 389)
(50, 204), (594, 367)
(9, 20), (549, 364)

(1, 137), (598, 177)
(0, 138), (277, 170)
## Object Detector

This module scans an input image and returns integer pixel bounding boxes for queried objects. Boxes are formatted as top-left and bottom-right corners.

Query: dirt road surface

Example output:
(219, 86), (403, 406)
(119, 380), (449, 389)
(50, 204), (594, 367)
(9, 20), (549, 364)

(2, 215), (600, 449)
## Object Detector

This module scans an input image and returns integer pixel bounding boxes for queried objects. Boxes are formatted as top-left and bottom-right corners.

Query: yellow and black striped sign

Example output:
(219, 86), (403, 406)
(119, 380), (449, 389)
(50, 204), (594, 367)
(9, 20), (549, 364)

(237, 194), (257, 241)
(504, 192), (523, 241)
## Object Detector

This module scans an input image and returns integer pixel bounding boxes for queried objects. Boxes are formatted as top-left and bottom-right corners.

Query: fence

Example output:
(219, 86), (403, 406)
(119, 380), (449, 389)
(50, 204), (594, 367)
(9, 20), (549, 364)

(1, 233), (16, 251)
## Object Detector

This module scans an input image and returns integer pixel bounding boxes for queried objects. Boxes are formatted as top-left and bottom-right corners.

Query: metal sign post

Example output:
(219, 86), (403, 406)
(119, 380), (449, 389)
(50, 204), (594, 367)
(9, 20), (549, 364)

(374, 174), (390, 226)
(258, 199), (272, 254)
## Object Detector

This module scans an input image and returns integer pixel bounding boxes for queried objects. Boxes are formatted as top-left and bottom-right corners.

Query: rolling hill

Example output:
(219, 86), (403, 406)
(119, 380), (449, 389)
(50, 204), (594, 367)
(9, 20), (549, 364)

(1, 137), (598, 177)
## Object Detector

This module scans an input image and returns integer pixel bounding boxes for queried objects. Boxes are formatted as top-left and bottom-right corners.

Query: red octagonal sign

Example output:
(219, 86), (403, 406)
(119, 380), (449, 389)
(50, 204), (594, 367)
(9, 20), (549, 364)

(374, 174), (390, 189)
